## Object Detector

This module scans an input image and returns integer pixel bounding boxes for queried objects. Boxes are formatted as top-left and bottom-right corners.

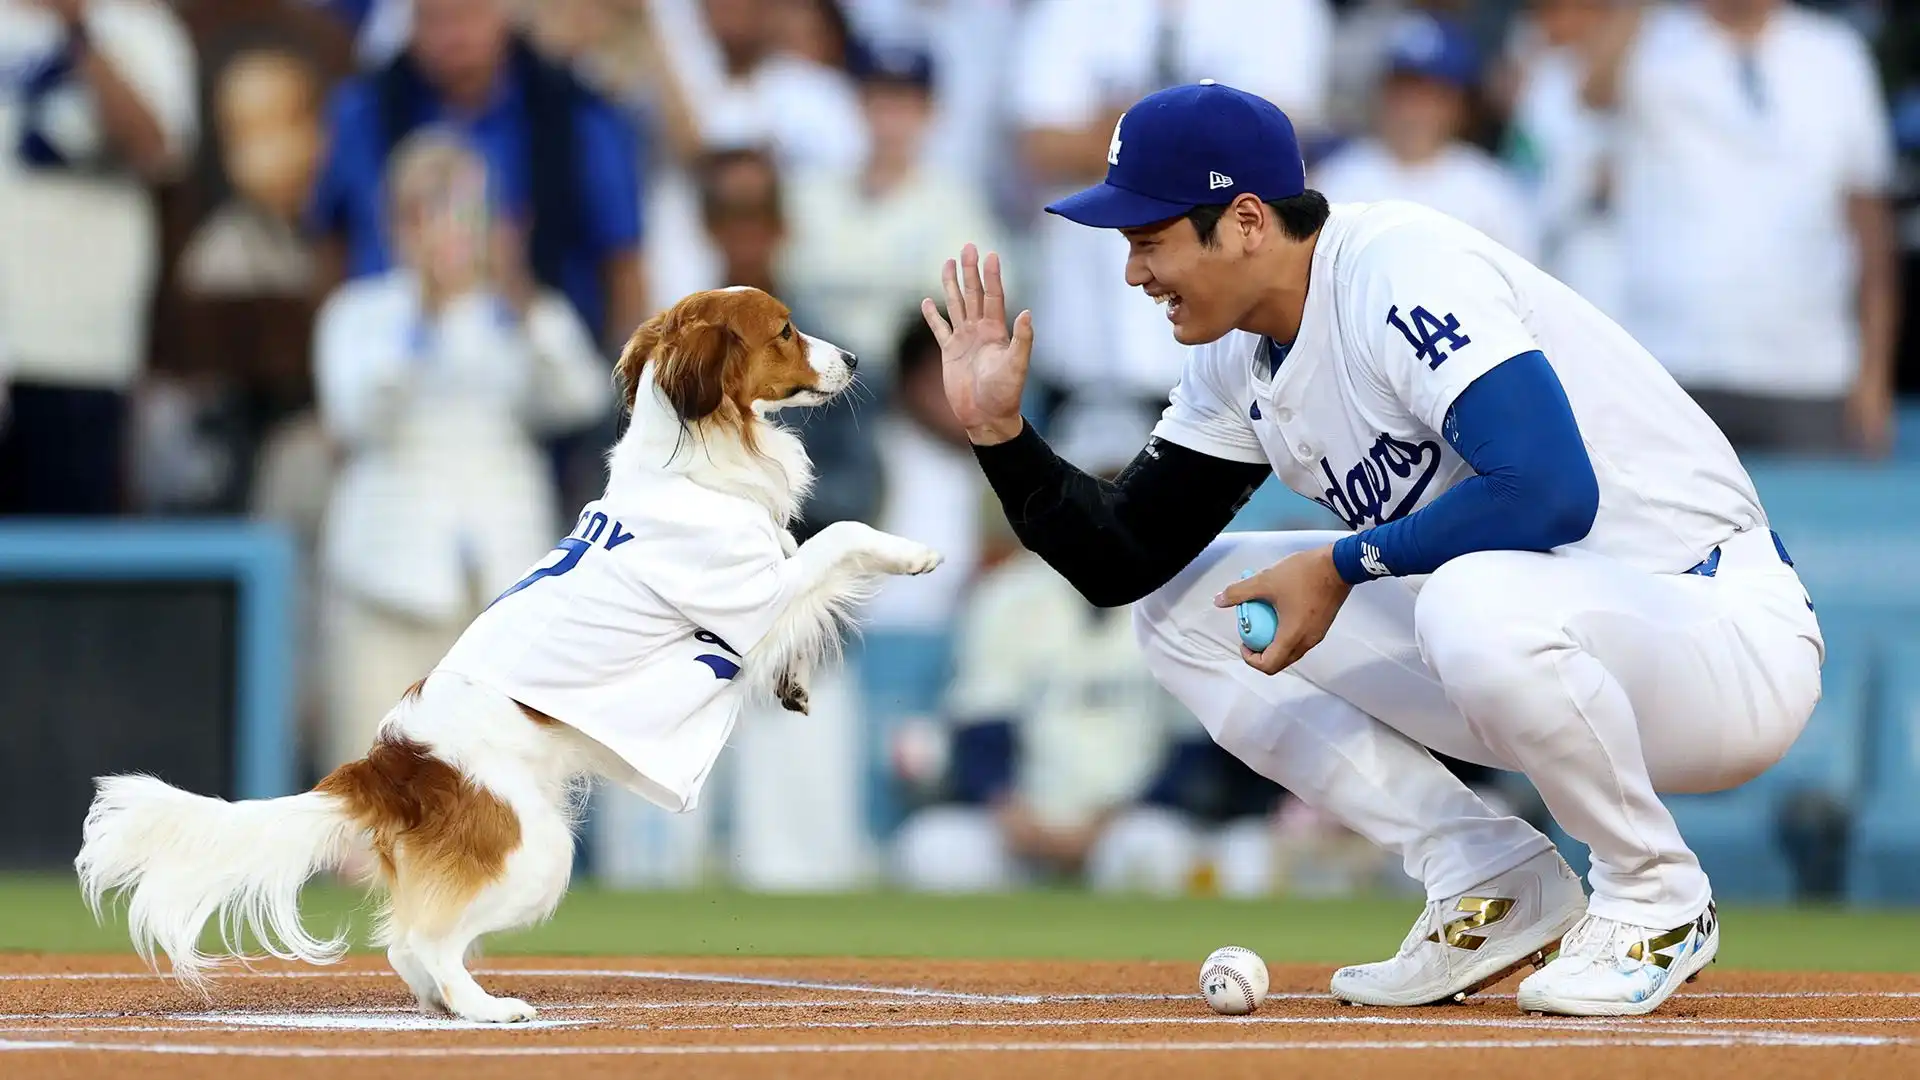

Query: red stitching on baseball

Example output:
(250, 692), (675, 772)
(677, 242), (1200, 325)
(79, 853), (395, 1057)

(1207, 964), (1255, 1010)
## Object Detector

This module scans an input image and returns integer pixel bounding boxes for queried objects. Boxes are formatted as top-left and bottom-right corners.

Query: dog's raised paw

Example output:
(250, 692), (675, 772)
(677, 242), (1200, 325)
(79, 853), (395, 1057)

(889, 544), (943, 576)
(777, 676), (810, 714)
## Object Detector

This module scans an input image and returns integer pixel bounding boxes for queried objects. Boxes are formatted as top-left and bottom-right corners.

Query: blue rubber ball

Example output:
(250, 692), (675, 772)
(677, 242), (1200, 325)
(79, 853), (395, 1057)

(1236, 570), (1277, 651)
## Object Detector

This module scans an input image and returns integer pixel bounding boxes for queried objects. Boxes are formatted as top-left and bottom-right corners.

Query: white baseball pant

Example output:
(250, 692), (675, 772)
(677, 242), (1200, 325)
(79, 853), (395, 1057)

(1133, 527), (1823, 926)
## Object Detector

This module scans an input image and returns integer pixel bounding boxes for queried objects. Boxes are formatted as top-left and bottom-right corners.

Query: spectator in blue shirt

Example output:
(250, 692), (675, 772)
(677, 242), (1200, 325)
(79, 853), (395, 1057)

(308, 0), (648, 351)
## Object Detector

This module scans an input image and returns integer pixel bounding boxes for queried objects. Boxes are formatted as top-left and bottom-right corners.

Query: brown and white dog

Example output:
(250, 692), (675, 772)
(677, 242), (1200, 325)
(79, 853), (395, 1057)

(75, 287), (941, 1022)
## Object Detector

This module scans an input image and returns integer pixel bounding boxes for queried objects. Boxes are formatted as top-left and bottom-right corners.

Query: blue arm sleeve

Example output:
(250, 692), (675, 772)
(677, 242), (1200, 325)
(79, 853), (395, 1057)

(1330, 350), (1599, 584)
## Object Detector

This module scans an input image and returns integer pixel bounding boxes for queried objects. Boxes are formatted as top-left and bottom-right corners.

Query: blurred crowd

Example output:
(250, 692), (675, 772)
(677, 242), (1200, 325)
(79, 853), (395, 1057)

(0, 0), (1913, 895)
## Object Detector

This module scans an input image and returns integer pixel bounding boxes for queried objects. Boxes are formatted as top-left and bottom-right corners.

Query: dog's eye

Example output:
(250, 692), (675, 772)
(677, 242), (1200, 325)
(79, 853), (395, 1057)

(779, 323), (793, 341)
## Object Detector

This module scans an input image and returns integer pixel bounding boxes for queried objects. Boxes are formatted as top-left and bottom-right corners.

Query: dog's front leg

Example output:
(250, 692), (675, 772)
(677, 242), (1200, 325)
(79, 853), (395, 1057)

(773, 526), (811, 712)
(744, 522), (943, 694)
(806, 520), (943, 578)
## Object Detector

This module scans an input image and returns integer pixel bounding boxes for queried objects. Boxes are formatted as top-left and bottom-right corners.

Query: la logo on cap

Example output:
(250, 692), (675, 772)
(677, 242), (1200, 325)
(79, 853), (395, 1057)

(1107, 114), (1123, 166)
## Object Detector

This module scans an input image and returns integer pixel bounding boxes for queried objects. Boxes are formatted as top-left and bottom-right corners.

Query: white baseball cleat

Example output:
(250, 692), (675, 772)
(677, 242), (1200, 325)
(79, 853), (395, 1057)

(1515, 901), (1718, 1016)
(1330, 848), (1586, 1007)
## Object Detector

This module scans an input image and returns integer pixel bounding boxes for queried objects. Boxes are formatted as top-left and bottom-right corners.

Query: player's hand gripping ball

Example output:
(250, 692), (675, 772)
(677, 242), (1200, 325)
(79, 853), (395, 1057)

(1235, 570), (1278, 652)
(1199, 945), (1269, 1015)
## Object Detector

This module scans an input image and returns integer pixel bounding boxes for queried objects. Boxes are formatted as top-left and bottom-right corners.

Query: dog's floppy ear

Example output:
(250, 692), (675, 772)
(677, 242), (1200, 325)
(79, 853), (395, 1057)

(614, 311), (667, 414)
(658, 319), (738, 424)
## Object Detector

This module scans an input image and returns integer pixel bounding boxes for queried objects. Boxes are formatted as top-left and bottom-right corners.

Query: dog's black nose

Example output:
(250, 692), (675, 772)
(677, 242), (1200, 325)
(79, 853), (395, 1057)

(840, 349), (858, 370)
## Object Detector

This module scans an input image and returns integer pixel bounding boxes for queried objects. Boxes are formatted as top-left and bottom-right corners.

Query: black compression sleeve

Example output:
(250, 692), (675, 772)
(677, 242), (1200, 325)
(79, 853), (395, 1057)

(972, 419), (1271, 608)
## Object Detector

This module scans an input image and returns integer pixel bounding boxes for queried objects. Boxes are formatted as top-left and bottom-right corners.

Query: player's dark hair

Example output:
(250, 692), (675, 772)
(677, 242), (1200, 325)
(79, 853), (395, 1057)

(1186, 190), (1330, 248)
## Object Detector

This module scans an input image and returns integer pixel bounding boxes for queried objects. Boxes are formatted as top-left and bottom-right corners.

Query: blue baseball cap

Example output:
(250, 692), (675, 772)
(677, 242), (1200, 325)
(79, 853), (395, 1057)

(1384, 14), (1479, 89)
(846, 38), (935, 90)
(1044, 81), (1306, 230)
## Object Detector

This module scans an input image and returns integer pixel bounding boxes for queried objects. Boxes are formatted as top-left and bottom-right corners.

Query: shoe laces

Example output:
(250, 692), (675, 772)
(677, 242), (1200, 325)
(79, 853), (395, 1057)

(1395, 899), (1460, 976)
(1398, 900), (1445, 956)
(1560, 914), (1663, 965)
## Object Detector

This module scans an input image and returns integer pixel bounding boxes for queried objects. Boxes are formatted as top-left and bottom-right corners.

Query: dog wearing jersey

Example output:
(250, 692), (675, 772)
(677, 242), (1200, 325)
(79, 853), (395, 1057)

(74, 287), (942, 1023)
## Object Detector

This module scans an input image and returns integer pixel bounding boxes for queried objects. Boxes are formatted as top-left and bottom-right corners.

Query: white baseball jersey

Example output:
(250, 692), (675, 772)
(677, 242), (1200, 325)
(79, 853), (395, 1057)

(1609, 3), (1893, 397)
(435, 473), (798, 812)
(1154, 200), (1765, 575)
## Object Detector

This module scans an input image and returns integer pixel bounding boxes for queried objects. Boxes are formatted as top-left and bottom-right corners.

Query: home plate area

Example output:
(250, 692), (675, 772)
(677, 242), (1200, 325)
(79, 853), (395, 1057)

(2, 958), (1917, 1079)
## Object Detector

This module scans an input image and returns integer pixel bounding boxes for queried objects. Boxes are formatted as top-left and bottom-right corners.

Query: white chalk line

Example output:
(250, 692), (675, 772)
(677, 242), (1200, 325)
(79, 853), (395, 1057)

(0, 968), (1034, 1003)
(0, 1034), (1905, 1057)
(0, 1000), (934, 1021)
(6, 967), (1920, 1005)
(4, 1013), (1919, 1042)
(622, 1014), (1920, 1034)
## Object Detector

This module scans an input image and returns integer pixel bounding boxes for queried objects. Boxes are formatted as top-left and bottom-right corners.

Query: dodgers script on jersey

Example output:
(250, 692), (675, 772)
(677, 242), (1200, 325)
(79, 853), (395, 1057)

(1153, 201), (1766, 574)
(435, 473), (798, 812)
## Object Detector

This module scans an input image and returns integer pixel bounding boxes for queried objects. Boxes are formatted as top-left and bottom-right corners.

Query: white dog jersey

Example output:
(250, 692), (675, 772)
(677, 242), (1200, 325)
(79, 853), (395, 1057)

(436, 473), (798, 811)
(1154, 201), (1767, 574)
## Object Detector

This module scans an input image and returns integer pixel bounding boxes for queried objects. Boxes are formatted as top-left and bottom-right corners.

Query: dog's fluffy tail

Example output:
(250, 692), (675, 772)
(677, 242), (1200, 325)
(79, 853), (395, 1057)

(75, 774), (363, 989)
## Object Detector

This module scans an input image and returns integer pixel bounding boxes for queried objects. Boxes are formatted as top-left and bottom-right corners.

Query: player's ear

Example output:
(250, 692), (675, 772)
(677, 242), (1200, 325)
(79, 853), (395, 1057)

(1232, 193), (1267, 249)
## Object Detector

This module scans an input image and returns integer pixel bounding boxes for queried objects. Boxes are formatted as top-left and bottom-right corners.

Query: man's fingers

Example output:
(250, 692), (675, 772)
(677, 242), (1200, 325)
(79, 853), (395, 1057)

(982, 250), (1009, 328)
(1010, 309), (1034, 357)
(941, 258), (966, 329)
(1243, 645), (1285, 675)
(961, 243), (985, 324)
(1214, 578), (1262, 608)
(921, 297), (953, 347)
(1242, 632), (1300, 675)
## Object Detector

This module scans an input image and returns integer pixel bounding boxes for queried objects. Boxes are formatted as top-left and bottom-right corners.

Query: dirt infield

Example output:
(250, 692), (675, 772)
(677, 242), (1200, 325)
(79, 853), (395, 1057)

(1, 955), (1914, 1079)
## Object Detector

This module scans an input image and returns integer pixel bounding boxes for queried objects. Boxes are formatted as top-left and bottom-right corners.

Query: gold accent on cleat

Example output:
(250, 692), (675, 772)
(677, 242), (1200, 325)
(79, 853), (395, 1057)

(1627, 904), (1717, 970)
(1425, 897), (1517, 952)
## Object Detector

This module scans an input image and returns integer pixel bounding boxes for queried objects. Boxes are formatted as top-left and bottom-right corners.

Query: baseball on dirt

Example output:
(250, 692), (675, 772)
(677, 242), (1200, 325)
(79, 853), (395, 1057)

(1199, 945), (1269, 1015)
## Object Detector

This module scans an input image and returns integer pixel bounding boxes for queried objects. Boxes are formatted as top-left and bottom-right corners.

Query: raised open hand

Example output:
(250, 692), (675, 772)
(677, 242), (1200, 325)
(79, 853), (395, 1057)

(921, 244), (1033, 445)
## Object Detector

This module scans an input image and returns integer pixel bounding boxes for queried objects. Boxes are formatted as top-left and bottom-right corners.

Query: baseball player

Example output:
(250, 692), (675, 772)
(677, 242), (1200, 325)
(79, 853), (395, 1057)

(922, 81), (1823, 1017)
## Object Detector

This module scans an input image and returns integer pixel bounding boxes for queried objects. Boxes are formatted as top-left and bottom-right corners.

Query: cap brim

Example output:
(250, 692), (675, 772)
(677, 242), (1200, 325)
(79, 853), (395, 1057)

(1044, 182), (1195, 229)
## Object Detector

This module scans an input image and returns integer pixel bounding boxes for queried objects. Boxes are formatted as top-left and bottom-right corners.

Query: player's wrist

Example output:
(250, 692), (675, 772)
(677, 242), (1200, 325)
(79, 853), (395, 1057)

(1330, 536), (1378, 586)
(966, 416), (1026, 446)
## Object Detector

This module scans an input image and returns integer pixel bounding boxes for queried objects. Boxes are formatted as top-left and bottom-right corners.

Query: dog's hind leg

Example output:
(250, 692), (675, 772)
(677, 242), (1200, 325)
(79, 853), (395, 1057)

(402, 786), (575, 1024)
(388, 941), (449, 1014)
(359, 839), (449, 1015)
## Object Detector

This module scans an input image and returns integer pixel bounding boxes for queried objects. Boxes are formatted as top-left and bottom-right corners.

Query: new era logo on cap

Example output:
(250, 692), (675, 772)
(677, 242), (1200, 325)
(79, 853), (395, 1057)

(1044, 82), (1307, 230)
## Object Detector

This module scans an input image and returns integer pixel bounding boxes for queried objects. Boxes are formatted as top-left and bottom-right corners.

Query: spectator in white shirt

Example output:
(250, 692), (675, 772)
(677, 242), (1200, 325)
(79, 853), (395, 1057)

(1585, 0), (1900, 455)
(644, 0), (867, 172)
(1313, 12), (1542, 261)
(1500, 0), (1623, 315)
(780, 40), (1007, 382)
(1011, 0), (1333, 412)
(0, 0), (196, 514)
(312, 130), (610, 772)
